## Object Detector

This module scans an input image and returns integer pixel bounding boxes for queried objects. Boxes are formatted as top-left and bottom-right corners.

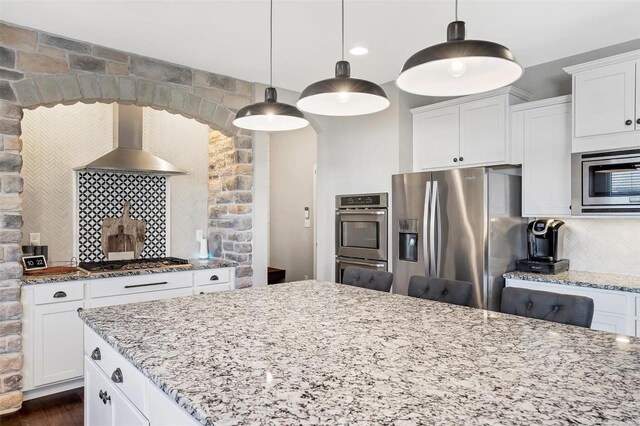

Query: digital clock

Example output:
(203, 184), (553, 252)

(22, 255), (48, 271)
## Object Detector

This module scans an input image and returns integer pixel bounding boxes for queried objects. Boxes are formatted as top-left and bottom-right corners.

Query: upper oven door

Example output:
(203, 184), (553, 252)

(582, 153), (640, 206)
(336, 209), (388, 261)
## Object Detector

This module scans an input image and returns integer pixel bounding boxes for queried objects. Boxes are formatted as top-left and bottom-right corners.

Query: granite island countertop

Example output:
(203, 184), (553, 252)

(79, 280), (640, 425)
(504, 270), (640, 293)
(21, 258), (237, 285)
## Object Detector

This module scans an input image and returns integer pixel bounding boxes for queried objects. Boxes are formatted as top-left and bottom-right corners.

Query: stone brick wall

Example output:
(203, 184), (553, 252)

(0, 20), (255, 413)
(208, 131), (253, 288)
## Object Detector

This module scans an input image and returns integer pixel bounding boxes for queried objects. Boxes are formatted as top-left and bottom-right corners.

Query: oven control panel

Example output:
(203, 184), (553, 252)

(336, 193), (388, 208)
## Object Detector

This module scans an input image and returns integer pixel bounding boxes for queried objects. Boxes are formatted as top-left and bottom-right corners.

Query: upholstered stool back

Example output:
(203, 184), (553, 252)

(500, 286), (594, 328)
(342, 267), (393, 292)
(407, 276), (473, 307)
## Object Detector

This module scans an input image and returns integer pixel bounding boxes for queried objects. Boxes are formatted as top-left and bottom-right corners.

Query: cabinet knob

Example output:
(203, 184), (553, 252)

(199, 292), (204, 295)
(453, 158), (458, 163)
(625, 119), (632, 125)
(459, 157), (464, 162)
(210, 275), (219, 281)
(91, 347), (101, 361)
(53, 291), (67, 298)
(111, 368), (123, 383)
(637, 118), (640, 124)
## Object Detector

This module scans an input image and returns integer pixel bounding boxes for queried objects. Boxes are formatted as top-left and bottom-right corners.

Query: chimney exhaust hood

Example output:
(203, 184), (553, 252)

(75, 104), (187, 176)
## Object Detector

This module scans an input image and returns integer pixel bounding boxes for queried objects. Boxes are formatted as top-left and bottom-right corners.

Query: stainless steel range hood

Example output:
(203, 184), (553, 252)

(75, 104), (187, 175)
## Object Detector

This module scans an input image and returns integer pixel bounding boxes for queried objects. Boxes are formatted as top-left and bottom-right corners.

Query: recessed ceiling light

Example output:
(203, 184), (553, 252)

(349, 46), (368, 56)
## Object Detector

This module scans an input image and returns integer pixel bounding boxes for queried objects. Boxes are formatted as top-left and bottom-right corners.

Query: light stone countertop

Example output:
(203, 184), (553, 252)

(504, 270), (640, 293)
(20, 258), (237, 285)
(79, 280), (640, 425)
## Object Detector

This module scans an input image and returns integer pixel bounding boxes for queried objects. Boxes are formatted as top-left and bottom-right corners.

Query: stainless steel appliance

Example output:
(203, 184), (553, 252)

(79, 257), (190, 273)
(335, 193), (388, 283)
(392, 168), (525, 310)
(572, 149), (640, 215)
(517, 219), (569, 274)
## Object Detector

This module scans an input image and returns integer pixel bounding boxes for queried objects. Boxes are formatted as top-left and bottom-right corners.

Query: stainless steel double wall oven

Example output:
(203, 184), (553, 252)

(335, 193), (388, 283)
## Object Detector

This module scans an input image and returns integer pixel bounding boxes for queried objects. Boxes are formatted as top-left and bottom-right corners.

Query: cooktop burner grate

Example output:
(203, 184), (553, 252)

(78, 257), (190, 273)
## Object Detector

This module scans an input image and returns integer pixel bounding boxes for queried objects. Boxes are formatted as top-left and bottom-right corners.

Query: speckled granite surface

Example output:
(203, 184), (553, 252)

(21, 258), (236, 285)
(504, 270), (640, 293)
(79, 280), (640, 425)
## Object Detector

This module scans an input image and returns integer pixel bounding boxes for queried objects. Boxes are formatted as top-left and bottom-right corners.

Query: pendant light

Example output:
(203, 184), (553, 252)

(233, 0), (309, 132)
(297, 0), (389, 116)
(396, 0), (523, 97)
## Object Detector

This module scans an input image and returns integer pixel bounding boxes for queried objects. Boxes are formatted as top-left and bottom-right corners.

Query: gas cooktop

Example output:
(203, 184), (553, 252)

(78, 257), (191, 273)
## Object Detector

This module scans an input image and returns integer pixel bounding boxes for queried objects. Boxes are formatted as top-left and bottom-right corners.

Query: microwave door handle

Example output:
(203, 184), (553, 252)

(335, 210), (386, 215)
(430, 181), (438, 277)
(423, 181), (432, 277)
(336, 259), (386, 269)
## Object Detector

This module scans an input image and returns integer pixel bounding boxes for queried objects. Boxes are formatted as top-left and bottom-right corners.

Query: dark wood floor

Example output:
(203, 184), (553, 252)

(0, 388), (83, 426)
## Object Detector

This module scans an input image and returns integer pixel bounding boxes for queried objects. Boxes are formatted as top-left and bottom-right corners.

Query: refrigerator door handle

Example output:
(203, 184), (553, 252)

(423, 181), (432, 277)
(430, 181), (438, 277)
(435, 182), (442, 277)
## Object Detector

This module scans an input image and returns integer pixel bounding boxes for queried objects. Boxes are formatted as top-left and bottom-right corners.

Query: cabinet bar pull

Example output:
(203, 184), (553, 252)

(53, 291), (67, 298)
(91, 347), (101, 361)
(111, 368), (123, 383)
(124, 281), (168, 289)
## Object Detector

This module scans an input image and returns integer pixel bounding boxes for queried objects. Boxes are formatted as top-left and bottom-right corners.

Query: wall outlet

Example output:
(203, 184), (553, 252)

(29, 233), (41, 245)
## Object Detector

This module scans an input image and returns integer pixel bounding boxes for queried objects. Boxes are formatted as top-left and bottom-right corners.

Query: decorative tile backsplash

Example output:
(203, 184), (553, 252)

(77, 172), (167, 262)
(563, 218), (640, 276)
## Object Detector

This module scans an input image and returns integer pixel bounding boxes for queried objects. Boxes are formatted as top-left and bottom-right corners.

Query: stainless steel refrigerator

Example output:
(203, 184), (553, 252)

(392, 168), (526, 311)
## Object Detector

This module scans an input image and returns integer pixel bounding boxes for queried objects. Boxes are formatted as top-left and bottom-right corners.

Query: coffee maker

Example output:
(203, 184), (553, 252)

(517, 219), (569, 274)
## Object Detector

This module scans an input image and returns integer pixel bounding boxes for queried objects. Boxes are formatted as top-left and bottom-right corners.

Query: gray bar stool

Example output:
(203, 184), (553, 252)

(342, 267), (393, 292)
(408, 276), (473, 307)
(500, 286), (594, 328)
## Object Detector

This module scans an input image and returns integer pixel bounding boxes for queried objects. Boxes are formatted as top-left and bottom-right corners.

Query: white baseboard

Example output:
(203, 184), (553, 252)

(23, 378), (84, 401)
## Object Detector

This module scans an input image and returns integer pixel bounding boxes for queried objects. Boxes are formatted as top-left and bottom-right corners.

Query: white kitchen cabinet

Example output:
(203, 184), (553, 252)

(505, 278), (635, 336)
(32, 300), (85, 387)
(459, 95), (507, 166)
(564, 50), (640, 153)
(413, 106), (460, 170)
(512, 96), (572, 217)
(85, 360), (113, 426)
(84, 326), (196, 426)
(22, 266), (236, 400)
(412, 86), (531, 171)
(85, 357), (149, 426)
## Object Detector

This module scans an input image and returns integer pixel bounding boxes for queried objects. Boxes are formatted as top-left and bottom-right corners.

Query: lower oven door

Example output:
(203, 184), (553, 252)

(335, 257), (388, 283)
(336, 209), (388, 260)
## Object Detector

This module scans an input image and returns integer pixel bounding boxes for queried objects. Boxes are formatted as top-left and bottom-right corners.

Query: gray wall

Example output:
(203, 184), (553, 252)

(269, 126), (317, 281)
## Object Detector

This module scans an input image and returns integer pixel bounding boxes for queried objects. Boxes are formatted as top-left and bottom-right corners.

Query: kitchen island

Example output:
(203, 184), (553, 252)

(79, 280), (640, 425)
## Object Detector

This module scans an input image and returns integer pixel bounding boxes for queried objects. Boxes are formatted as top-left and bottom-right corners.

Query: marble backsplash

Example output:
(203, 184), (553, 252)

(562, 218), (640, 276)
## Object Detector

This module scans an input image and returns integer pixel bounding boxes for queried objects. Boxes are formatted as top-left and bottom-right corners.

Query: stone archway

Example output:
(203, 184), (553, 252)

(0, 21), (254, 413)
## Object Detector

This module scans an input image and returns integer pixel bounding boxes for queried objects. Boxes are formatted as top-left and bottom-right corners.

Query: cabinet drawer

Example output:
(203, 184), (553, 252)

(90, 271), (192, 299)
(196, 283), (231, 295)
(33, 282), (84, 305)
(194, 268), (231, 287)
(85, 326), (146, 410)
(591, 312), (628, 335)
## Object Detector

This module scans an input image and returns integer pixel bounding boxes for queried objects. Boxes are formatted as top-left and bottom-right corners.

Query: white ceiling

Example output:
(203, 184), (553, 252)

(2, 1), (639, 92)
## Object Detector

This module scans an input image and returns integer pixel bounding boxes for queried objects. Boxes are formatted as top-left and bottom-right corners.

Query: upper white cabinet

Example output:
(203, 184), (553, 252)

(412, 86), (531, 171)
(511, 96), (572, 217)
(564, 50), (640, 153)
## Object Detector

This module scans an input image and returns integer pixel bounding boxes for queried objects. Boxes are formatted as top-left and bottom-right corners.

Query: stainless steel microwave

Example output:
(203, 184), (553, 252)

(572, 149), (640, 215)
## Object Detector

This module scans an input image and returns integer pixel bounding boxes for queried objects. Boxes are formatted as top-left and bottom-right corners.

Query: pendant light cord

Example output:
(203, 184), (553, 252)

(455, 0), (458, 21)
(270, 0), (273, 87)
(341, 0), (345, 61)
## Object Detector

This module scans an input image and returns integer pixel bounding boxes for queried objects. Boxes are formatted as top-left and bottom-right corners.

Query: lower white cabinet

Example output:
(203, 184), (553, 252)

(511, 95), (572, 217)
(505, 278), (637, 336)
(32, 300), (84, 387)
(22, 267), (235, 399)
(85, 357), (149, 426)
(84, 326), (196, 426)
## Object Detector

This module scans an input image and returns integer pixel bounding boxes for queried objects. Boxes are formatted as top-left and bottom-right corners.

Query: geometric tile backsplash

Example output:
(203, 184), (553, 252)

(77, 171), (167, 262)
